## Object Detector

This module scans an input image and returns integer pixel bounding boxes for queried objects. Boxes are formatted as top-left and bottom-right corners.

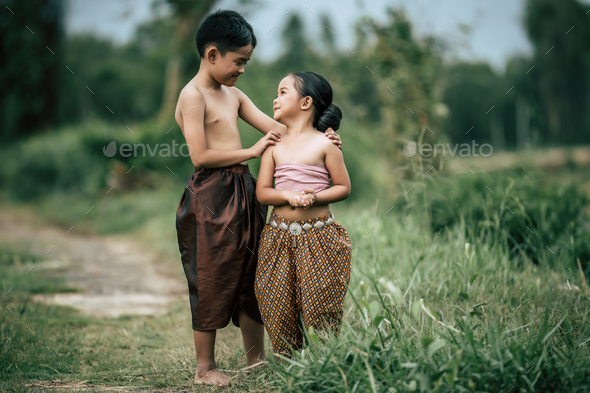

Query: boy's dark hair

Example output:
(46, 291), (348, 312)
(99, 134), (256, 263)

(290, 72), (343, 132)
(195, 10), (257, 58)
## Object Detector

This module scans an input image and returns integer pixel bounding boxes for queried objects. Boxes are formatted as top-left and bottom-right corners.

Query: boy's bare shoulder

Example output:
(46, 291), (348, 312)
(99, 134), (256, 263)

(175, 83), (207, 129)
(178, 83), (206, 106)
(227, 86), (248, 102)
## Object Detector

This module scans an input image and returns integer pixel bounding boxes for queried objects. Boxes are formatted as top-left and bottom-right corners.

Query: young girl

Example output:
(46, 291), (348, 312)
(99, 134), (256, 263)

(254, 72), (352, 356)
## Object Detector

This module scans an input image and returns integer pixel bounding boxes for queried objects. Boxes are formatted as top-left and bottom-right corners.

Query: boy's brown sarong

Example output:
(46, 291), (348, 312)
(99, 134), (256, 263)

(176, 163), (268, 331)
(254, 209), (352, 355)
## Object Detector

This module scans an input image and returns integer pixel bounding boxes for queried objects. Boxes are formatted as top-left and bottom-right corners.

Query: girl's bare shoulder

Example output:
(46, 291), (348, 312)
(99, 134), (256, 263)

(311, 130), (335, 147)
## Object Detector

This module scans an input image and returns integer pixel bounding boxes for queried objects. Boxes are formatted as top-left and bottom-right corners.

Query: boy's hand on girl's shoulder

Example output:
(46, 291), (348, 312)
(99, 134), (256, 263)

(250, 131), (282, 158)
(324, 128), (343, 150)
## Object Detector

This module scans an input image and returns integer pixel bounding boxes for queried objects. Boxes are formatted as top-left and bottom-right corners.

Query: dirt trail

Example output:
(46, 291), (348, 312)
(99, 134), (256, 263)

(0, 209), (184, 317)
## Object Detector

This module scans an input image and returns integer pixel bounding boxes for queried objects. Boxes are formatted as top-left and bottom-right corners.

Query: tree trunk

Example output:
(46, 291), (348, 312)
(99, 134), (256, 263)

(157, 15), (196, 121)
(157, 0), (218, 122)
(157, 53), (182, 121)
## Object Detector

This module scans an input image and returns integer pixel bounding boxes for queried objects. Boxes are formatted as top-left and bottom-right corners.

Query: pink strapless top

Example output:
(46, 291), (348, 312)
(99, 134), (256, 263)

(274, 162), (331, 193)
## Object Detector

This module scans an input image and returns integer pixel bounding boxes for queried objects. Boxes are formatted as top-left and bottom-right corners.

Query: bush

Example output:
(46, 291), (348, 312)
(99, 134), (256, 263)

(1, 125), (105, 201)
(268, 281), (590, 392)
(0, 120), (196, 202)
(397, 170), (590, 274)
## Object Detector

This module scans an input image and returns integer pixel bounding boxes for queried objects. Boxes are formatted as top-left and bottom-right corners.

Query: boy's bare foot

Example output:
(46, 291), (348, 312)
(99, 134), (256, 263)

(194, 368), (231, 387)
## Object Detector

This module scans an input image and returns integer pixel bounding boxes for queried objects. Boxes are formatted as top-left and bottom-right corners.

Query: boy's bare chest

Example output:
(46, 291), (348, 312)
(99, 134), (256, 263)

(203, 94), (240, 129)
(201, 92), (243, 151)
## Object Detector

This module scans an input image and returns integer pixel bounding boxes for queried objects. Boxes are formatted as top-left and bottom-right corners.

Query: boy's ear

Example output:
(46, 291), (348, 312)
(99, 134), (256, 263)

(206, 46), (218, 63)
(300, 96), (313, 110)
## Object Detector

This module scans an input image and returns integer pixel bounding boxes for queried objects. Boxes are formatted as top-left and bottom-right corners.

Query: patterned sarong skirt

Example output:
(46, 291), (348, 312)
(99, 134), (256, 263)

(254, 209), (352, 355)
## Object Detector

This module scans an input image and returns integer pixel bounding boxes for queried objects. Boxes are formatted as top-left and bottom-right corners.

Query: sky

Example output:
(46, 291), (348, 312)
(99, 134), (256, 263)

(64, 0), (590, 73)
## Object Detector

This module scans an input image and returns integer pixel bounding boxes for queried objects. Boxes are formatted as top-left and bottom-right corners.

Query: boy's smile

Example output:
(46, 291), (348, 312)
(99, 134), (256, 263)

(216, 44), (253, 86)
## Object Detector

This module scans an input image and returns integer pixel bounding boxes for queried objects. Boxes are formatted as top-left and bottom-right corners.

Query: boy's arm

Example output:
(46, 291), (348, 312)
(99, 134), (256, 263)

(235, 88), (286, 135)
(180, 89), (280, 168)
(310, 140), (351, 205)
(256, 147), (301, 206)
(235, 88), (343, 150)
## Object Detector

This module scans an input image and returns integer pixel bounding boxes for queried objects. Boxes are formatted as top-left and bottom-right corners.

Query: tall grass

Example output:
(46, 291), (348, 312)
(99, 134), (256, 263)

(396, 169), (590, 274)
(1, 166), (589, 392)
(0, 242), (271, 392)
(266, 206), (590, 392)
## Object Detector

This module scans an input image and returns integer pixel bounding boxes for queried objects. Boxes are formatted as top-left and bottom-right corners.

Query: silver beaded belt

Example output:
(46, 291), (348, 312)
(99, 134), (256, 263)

(269, 212), (335, 248)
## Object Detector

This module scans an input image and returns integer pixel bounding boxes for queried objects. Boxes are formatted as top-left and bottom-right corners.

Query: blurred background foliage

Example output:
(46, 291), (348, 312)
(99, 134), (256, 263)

(2, 3), (590, 389)
(1, 0), (589, 272)
(2, 0), (590, 145)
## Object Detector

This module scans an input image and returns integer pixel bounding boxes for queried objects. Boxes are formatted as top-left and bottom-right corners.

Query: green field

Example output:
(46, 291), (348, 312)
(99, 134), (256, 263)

(3, 0), (590, 391)
(2, 166), (590, 392)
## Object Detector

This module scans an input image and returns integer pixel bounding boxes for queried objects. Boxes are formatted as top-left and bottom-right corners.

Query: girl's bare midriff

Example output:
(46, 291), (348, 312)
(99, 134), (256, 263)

(273, 203), (330, 221)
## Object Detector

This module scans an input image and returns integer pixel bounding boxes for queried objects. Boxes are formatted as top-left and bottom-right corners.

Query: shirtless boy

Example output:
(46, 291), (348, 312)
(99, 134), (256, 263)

(174, 10), (341, 386)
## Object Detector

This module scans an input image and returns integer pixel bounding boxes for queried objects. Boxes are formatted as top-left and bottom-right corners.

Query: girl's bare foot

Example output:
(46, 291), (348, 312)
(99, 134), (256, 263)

(194, 368), (231, 387)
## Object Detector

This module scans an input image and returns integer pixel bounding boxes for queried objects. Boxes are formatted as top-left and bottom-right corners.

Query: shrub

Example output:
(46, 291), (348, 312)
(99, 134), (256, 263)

(397, 170), (590, 274)
(1, 126), (105, 201)
(0, 120), (195, 201)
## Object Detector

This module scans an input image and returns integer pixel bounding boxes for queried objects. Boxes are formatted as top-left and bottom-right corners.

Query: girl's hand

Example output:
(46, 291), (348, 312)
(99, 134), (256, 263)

(300, 188), (316, 209)
(324, 128), (342, 150)
(288, 193), (302, 207)
(287, 190), (315, 208)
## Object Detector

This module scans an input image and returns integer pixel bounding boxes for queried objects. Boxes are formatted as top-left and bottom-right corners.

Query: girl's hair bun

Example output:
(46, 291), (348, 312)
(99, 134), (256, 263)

(289, 72), (343, 132)
(316, 104), (342, 132)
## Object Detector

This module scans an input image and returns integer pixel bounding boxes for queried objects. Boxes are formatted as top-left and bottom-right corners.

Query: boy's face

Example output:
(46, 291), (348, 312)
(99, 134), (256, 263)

(209, 44), (253, 86)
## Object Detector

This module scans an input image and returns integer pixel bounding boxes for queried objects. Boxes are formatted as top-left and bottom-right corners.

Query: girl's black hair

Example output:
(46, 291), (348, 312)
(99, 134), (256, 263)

(196, 10), (257, 58)
(289, 72), (343, 132)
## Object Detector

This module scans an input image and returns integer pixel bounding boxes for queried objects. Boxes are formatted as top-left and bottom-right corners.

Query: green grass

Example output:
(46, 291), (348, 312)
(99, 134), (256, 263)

(2, 170), (590, 392)
(0, 242), (271, 392)
(395, 168), (590, 273)
(1, 242), (80, 296)
(1, 298), (272, 392)
(267, 209), (590, 392)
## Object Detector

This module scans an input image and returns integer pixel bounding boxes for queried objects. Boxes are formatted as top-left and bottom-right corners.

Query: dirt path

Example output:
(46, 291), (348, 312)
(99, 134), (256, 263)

(0, 209), (184, 317)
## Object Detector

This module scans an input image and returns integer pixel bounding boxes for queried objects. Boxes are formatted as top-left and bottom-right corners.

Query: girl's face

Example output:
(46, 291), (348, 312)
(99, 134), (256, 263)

(273, 76), (305, 123)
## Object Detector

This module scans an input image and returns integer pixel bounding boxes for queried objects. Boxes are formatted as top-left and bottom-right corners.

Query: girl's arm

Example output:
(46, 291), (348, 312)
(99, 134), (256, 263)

(256, 146), (302, 206)
(311, 140), (351, 205)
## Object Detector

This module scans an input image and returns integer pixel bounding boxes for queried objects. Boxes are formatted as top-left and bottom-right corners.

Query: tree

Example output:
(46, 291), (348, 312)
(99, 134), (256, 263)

(319, 13), (335, 52)
(361, 9), (448, 155)
(58, 29), (170, 124)
(156, 0), (218, 121)
(276, 13), (313, 73)
(524, 0), (590, 145)
(441, 62), (503, 146)
(0, 0), (64, 141)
